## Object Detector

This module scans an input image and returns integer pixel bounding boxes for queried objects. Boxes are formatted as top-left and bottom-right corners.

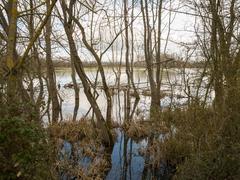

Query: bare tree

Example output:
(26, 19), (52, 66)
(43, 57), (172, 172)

(140, 0), (163, 120)
(59, 0), (114, 146)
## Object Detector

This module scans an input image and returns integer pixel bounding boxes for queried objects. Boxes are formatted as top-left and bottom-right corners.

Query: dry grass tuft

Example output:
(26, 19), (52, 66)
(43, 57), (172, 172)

(49, 119), (114, 179)
(49, 120), (97, 143)
(123, 120), (169, 141)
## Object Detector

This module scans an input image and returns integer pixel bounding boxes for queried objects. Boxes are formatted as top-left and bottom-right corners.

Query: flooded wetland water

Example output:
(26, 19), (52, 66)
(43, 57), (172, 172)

(54, 67), (205, 180)
(55, 67), (193, 121)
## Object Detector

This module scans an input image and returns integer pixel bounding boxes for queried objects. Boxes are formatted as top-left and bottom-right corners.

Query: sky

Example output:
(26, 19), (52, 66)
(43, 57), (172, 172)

(8, 0), (198, 62)
(48, 0), (199, 61)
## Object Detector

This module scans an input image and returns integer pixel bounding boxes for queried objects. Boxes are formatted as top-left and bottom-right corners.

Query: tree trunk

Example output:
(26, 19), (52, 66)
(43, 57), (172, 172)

(71, 53), (80, 121)
(45, 0), (60, 123)
(6, 0), (18, 115)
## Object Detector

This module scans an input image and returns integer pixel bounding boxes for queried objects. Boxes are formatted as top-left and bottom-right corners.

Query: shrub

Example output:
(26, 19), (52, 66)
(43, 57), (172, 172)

(160, 105), (240, 179)
(0, 117), (54, 179)
(175, 145), (240, 180)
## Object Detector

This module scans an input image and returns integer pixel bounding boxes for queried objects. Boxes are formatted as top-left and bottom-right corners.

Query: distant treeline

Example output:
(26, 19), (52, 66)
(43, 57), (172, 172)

(43, 58), (206, 69)
(0, 55), (205, 72)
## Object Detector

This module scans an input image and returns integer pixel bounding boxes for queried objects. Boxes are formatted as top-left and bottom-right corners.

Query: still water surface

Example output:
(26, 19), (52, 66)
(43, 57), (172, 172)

(55, 67), (181, 121)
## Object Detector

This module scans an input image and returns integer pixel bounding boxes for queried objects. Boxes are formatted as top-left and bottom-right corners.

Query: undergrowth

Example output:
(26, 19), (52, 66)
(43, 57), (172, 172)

(49, 120), (116, 179)
(0, 117), (55, 179)
(152, 105), (240, 179)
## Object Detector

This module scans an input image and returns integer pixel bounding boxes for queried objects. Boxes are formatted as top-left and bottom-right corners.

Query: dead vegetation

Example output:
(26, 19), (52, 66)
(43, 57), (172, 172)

(48, 120), (116, 179)
(122, 119), (169, 142)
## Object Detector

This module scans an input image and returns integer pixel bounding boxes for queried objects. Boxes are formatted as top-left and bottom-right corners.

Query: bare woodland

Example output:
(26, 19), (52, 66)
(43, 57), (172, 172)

(0, 0), (240, 179)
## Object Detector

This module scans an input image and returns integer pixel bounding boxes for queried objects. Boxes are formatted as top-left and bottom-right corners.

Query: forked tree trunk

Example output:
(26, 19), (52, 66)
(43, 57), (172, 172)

(140, 0), (162, 120)
(60, 0), (113, 146)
